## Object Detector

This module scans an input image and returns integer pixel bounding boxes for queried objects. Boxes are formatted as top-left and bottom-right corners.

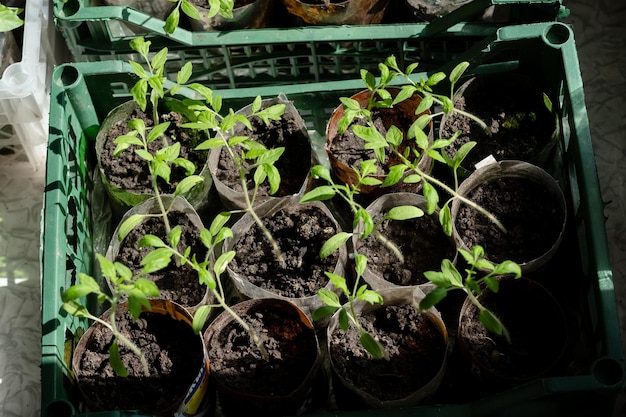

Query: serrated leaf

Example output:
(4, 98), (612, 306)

(147, 122), (171, 143)
(135, 278), (160, 297)
(325, 271), (349, 295)
(151, 48), (168, 72)
(442, 259), (463, 287)
(141, 248), (174, 274)
(423, 270), (452, 289)
(381, 164), (406, 188)
(61, 300), (92, 318)
(318, 288), (341, 308)
(358, 288), (383, 305)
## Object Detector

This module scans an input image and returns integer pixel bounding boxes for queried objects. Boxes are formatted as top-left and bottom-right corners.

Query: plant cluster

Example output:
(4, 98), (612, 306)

(62, 37), (285, 373)
(302, 57), (520, 358)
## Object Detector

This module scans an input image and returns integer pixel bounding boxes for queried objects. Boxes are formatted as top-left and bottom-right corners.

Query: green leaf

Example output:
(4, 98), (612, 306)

(209, 212), (231, 236)
(358, 288), (383, 305)
(419, 287), (448, 310)
(300, 186), (336, 203)
(193, 306), (212, 334)
(381, 164), (406, 188)
(479, 309), (504, 335)
(169, 226), (182, 249)
(325, 271), (349, 295)
(442, 259), (463, 287)
(175, 175), (204, 196)
(151, 48), (168, 72)
(386, 205), (424, 221)
(386, 125), (403, 147)
(423, 270), (453, 289)
(360, 332), (386, 360)
(118, 214), (146, 242)
(361, 70), (376, 91)
(141, 248), (174, 274)
(427, 72), (446, 86)
(439, 203), (452, 236)
(318, 288), (341, 308)
(61, 300), (91, 318)
(130, 79), (148, 111)
(312, 305), (339, 321)
(392, 86), (416, 106)
(195, 138), (224, 151)
(264, 163), (281, 195)
(163, 7), (180, 34)
(135, 278), (160, 297)
(403, 174), (422, 183)
(147, 122), (171, 143)
(109, 342), (129, 377)
(129, 61), (148, 79)
(320, 232), (352, 258)
(453, 141), (476, 170)
(310, 165), (332, 183)
(338, 308), (350, 331)
(415, 95), (434, 115)
(214, 251), (235, 276)
(0, 6), (23, 32)
(449, 61), (470, 86)
(483, 276), (500, 293)
(492, 260), (522, 278)
(354, 253), (367, 278)
(128, 288), (152, 319)
(181, 0), (201, 20)
(138, 234), (167, 249)
(130, 37), (150, 56)
(422, 181), (439, 215)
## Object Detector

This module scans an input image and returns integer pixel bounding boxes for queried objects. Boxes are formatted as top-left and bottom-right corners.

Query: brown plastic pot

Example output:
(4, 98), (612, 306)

(280, 0), (390, 25)
(326, 87), (433, 197)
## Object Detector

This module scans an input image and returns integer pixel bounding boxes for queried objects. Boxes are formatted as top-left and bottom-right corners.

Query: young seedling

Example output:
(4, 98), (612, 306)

(61, 254), (160, 377)
(189, 96), (288, 268)
(114, 37), (207, 243)
(338, 56), (506, 237)
(139, 212), (270, 360)
(301, 161), (424, 359)
(419, 245), (522, 344)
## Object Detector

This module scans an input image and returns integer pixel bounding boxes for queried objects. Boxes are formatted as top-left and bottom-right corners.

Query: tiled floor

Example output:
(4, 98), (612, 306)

(0, 1), (624, 416)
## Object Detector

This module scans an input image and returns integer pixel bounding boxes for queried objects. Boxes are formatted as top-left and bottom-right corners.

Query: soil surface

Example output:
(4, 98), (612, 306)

(455, 176), (564, 264)
(330, 303), (446, 403)
(357, 210), (455, 286)
(216, 109), (311, 197)
(459, 278), (566, 382)
(229, 204), (339, 298)
(116, 211), (207, 307)
(100, 107), (208, 197)
(207, 301), (319, 412)
(441, 73), (555, 171)
(75, 308), (204, 415)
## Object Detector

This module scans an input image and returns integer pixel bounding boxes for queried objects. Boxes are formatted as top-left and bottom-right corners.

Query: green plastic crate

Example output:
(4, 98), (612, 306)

(52, 0), (566, 89)
(41, 21), (623, 417)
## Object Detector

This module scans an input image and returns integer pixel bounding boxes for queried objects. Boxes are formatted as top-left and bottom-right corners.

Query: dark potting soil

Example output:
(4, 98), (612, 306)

(459, 279), (566, 381)
(100, 108), (208, 196)
(357, 212), (455, 286)
(441, 73), (555, 170)
(76, 309), (204, 415)
(230, 205), (339, 298)
(116, 211), (207, 307)
(455, 176), (564, 264)
(216, 110), (311, 197)
(330, 304), (446, 402)
(207, 305), (318, 397)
